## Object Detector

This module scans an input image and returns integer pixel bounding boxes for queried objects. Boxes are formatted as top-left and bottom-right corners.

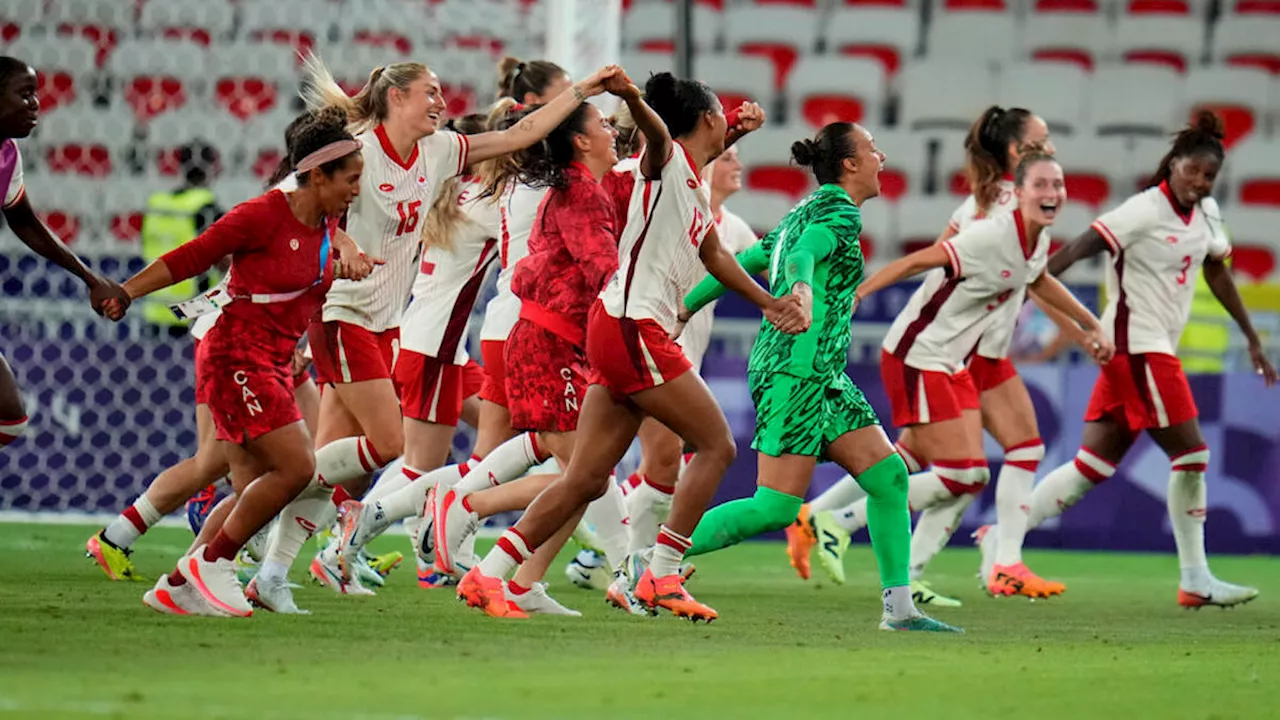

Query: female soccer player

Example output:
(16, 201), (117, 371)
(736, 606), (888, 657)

(497, 56), (572, 107)
(813, 152), (1114, 604)
(0, 56), (130, 448)
(980, 112), (1276, 608)
(457, 70), (807, 621)
(119, 109), (371, 617)
(795, 106), (1078, 602)
(255, 57), (623, 596)
(676, 122), (961, 632)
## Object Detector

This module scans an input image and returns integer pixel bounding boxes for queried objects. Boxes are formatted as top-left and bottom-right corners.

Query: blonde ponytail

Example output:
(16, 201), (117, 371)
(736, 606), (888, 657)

(300, 51), (430, 134)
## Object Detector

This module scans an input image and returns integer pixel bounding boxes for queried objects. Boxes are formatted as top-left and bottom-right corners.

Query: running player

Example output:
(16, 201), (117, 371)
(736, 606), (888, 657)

(677, 122), (961, 632)
(117, 109), (371, 616)
(457, 70), (807, 620)
(979, 112), (1276, 608)
(0, 56), (130, 449)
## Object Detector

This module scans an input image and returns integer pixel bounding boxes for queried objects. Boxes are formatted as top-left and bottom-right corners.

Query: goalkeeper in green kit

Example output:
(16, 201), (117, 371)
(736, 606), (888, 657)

(677, 122), (962, 633)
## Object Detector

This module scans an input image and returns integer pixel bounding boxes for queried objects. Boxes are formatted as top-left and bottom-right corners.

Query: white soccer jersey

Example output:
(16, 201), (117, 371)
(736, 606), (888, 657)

(400, 179), (500, 363)
(1093, 183), (1231, 355)
(323, 125), (470, 332)
(479, 181), (550, 342)
(677, 205), (756, 370)
(1, 139), (24, 208)
(882, 210), (1051, 374)
(949, 179), (1022, 360)
(600, 143), (714, 331)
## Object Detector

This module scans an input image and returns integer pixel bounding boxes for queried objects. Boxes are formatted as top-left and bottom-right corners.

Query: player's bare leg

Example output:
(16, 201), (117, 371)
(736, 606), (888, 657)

(0, 354), (29, 447)
(627, 419), (680, 554)
(472, 400), (517, 458)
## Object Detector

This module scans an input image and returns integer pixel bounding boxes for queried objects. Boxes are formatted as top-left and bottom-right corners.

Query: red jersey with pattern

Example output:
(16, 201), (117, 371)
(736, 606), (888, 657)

(161, 189), (338, 359)
(511, 162), (621, 346)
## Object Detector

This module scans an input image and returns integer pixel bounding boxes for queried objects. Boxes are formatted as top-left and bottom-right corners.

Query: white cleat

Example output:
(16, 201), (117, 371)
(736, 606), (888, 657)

(413, 486), (438, 567)
(244, 523), (271, 563)
(605, 550), (651, 617)
(143, 573), (226, 617)
(565, 549), (610, 590)
(507, 581), (582, 617)
(624, 482), (671, 552)
(246, 575), (310, 614)
(180, 545), (252, 618)
(354, 551), (386, 588)
(337, 499), (390, 583)
(973, 525), (997, 592)
(432, 488), (479, 576)
(310, 542), (375, 596)
(1178, 577), (1260, 609)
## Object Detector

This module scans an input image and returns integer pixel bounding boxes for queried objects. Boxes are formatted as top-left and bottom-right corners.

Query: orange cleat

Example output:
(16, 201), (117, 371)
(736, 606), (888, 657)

(634, 569), (718, 623)
(456, 567), (527, 619)
(987, 562), (1066, 599)
(784, 503), (816, 580)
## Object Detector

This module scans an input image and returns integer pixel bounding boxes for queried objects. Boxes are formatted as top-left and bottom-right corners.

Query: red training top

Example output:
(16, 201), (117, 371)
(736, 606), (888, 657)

(162, 189), (338, 358)
(512, 162), (620, 347)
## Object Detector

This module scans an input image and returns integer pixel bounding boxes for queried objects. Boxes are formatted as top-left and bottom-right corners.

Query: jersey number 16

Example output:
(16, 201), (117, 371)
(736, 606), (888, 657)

(396, 200), (423, 237)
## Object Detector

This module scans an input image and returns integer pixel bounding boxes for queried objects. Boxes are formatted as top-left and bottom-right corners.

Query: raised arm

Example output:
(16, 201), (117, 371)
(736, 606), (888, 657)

(463, 66), (619, 165)
(854, 243), (951, 305)
(606, 77), (671, 181)
(1047, 227), (1108, 277)
(722, 101), (765, 154)
(1028, 272), (1113, 364)
(1203, 257), (1278, 385)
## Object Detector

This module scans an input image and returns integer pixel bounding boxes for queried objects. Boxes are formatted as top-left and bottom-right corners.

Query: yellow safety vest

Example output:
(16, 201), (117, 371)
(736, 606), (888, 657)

(1178, 267), (1231, 374)
(140, 188), (216, 326)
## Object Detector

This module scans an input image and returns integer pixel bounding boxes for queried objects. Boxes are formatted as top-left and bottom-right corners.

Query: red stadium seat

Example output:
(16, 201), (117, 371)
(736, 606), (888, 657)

(1240, 180), (1280, 206)
(241, 0), (331, 58)
(211, 43), (297, 122)
(44, 142), (112, 177)
(1182, 67), (1271, 148)
(1035, 0), (1101, 10)
(825, 8), (919, 77)
(944, 0), (1008, 9)
(1064, 173), (1112, 208)
(1232, 0), (1280, 12)
(140, 0), (234, 48)
(1127, 0), (1191, 13)
(1227, 139), (1280, 207)
(788, 57), (885, 130)
(214, 78), (278, 122)
(724, 6), (820, 89)
(1215, 17), (1280, 74)
(36, 210), (82, 245)
(1229, 246), (1276, 281)
(745, 166), (810, 199)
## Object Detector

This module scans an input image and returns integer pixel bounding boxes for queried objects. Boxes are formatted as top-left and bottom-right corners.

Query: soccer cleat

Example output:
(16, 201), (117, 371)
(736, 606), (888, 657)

(570, 519), (605, 556)
(605, 551), (650, 616)
(336, 498), (381, 583)
(433, 488), (480, 576)
(185, 483), (222, 535)
(1178, 578), (1260, 609)
(507, 581), (582, 616)
(246, 575), (310, 614)
(353, 551), (387, 588)
(879, 613), (965, 633)
(972, 524), (997, 591)
(419, 569), (457, 589)
(565, 549), (611, 590)
(634, 568), (718, 623)
(86, 531), (144, 582)
(784, 504), (816, 580)
(243, 523), (270, 563)
(812, 509), (850, 585)
(910, 579), (963, 608)
(987, 563), (1065, 599)
(181, 545), (252, 618)
(143, 573), (226, 617)
(367, 550), (404, 580)
(309, 543), (375, 596)
(457, 567), (526, 618)
(234, 549), (260, 585)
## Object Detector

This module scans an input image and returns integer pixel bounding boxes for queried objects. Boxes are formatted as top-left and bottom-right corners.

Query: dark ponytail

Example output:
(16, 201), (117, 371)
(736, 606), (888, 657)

(497, 56), (567, 101)
(792, 122), (858, 185)
(1147, 110), (1225, 189)
(964, 105), (1033, 216)
(516, 102), (593, 191)
(264, 110), (317, 189)
(644, 72), (718, 140)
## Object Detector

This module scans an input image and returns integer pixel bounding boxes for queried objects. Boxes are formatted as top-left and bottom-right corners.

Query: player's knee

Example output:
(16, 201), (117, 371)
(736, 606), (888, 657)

(1171, 445), (1210, 476)
(370, 426), (404, 465)
(935, 460), (989, 496)
(580, 472), (616, 503)
(695, 429), (737, 472)
(0, 414), (29, 446)
(284, 451), (318, 490)
(1004, 439), (1046, 473)
(755, 487), (805, 533)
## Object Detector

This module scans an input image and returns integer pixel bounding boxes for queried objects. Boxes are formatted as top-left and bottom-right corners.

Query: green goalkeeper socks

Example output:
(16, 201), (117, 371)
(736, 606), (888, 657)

(857, 453), (912, 589)
(687, 486), (804, 558)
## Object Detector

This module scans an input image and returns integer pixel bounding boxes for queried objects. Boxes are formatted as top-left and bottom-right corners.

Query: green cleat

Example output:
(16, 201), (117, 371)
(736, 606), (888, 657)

(911, 579), (962, 607)
(811, 510), (850, 585)
(85, 531), (145, 582)
(367, 550), (404, 579)
(879, 614), (965, 633)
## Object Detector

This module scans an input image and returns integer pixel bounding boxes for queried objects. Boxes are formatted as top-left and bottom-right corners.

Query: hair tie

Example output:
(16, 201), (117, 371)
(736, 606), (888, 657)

(295, 139), (362, 173)
(513, 62), (526, 79)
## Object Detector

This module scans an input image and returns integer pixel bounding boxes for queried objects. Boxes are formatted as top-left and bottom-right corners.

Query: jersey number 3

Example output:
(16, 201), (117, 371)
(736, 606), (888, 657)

(1176, 255), (1192, 285)
(396, 200), (422, 237)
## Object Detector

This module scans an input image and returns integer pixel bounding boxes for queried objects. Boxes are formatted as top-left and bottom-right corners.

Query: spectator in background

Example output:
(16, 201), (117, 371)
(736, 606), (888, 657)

(139, 141), (223, 333)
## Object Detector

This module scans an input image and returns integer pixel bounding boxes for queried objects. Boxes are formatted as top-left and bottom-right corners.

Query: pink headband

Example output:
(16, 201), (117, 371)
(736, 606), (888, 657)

(295, 139), (362, 174)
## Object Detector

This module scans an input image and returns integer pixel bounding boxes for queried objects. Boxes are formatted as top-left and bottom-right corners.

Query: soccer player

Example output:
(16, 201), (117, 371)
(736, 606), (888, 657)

(105, 109), (375, 616)
(818, 152), (1113, 604)
(0, 56), (130, 449)
(676, 121), (961, 632)
(979, 112), (1276, 608)
(456, 70), (807, 620)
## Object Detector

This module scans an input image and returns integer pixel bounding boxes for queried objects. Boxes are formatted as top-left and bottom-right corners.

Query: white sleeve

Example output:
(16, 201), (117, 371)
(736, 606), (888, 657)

(1201, 197), (1232, 261)
(4, 143), (25, 208)
(941, 218), (1005, 280)
(1091, 193), (1155, 255)
(948, 195), (977, 233)
(424, 130), (471, 181)
(719, 209), (758, 254)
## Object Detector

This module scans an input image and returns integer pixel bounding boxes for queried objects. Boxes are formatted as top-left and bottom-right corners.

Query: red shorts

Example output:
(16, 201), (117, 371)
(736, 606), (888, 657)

(968, 355), (1018, 393)
(1084, 352), (1198, 434)
(462, 358), (484, 400)
(479, 339), (508, 407)
(396, 350), (466, 426)
(504, 319), (588, 433)
(196, 338), (311, 394)
(880, 350), (980, 428)
(586, 301), (691, 399)
(196, 342), (301, 443)
(308, 321), (400, 387)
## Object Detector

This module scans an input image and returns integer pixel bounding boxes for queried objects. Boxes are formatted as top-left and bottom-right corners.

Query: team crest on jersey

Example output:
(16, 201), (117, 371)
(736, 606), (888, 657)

(289, 238), (300, 251)
(1001, 270), (1011, 278)
(1167, 235), (1179, 244)
(686, 179), (698, 189)
(379, 183), (395, 193)
(417, 176), (428, 186)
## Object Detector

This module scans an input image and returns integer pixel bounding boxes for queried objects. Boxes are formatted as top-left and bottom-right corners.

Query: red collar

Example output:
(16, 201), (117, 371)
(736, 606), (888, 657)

(1158, 180), (1195, 225)
(374, 124), (419, 171)
(1013, 208), (1034, 261)
(676, 141), (702, 185)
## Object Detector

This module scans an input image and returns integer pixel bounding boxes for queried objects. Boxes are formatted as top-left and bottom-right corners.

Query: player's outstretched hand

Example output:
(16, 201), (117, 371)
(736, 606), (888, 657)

(581, 65), (624, 98)
(731, 102), (766, 133)
(339, 252), (383, 281)
(764, 294), (810, 335)
(291, 348), (312, 378)
(1082, 328), (1114, 365)
(602, 68), (638, 99)
(90, 276), (130, 321)
(1249, 341), (1278, 387)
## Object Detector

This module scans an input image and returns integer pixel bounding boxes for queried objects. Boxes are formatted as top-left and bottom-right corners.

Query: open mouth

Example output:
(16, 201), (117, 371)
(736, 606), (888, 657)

(1039, 202), (1059, 219)
(427, 112), (440, 123)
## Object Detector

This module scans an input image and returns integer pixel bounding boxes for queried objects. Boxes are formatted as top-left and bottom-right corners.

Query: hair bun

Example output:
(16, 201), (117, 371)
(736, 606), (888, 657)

(790, 138), (817, 167)
(1191, 109), (1225, 140)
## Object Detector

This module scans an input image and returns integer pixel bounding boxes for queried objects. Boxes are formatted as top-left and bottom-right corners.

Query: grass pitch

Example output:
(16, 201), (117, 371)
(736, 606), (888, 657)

(0, 523), (1277, 720)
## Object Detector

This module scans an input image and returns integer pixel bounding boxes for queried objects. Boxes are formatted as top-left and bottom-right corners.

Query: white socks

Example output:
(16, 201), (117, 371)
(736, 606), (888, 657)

(378, 465), (462, 526)
(1027, 448), (1115, 530)
(993, 440), (1045, 566)
(104, 494), (163, 549)
(583, 479), (630, 567)
(364, 457), (412, 505)
(479, 528), (532, 579)
(625, 477), (673, 554)
(260, 478), (334, 580)
(1168, 446), (1211, 589)
(315, 436), (387, 487)
(451, 432), (545, 495)
(909, 493), (977, 579)
(808, 474), (866, 513)
(882, 585), (915, 620)
(904, 463), (989, 578)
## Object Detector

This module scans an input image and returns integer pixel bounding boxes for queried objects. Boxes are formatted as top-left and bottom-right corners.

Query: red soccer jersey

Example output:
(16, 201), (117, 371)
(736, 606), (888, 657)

(511, 162), (620, 346)
(162, 189), (339, 357)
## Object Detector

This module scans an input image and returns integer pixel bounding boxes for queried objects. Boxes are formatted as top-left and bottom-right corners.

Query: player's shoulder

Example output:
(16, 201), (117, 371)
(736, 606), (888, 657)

(1199, 194), (1222, 219)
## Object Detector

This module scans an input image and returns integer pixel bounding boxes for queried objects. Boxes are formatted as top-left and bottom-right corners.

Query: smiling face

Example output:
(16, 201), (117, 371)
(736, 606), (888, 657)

(574, 103), (619, 167)
(710, 145), (742, 197)
(390, 70), (448, 138)
(1015, 158), (1067, 226)
(0, 64), (39, 138)
(1168, 151), (1221, 208)
(312, 153), (364, 216)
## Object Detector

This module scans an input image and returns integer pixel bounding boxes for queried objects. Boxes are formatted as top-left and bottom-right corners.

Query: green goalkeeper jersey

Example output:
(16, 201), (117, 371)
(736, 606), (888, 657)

(685, 183), (864, 380)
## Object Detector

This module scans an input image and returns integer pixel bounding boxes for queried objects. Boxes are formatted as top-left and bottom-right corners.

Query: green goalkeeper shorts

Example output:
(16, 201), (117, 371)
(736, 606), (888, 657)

(748, 371), (880, 459)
